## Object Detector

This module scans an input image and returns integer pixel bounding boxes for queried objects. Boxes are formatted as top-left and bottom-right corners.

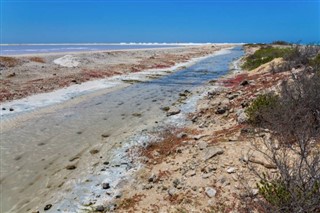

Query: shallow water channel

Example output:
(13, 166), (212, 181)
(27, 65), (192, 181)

(0, 46), (243, 212)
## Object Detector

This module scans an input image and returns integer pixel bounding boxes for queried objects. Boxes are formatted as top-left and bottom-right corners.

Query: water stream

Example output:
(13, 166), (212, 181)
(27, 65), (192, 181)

(0, 46), (243, 212)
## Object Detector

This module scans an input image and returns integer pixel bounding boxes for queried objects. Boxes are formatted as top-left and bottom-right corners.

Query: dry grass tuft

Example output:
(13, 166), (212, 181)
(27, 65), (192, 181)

(118, 194), (146, 211)
(139, 128), (198, 164)
(29, 57), (46, 63)
(0, 56), (21, 68)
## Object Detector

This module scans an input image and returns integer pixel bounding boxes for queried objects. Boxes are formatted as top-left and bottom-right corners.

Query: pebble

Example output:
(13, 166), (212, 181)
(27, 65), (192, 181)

(205, 187), (217, 198)
(186, 170), (196, 177)
(166, 107), (181, 116)
(115, 192), (122, 199)
(227, 167), (236, 174)
(198, 141), (207, 150)
(95, 205), (105, 212)
(101, 133), (110, 138)
(102, 182), (110, 189)
(177, 132), (188, 139)
(143, 184), (153, 190)
(202, 173), (212, 179)
(44, 204), (52, 211)
(148, 174), (157, 183)
(66, 165), (76, 170)
(168, 188), (176, 196)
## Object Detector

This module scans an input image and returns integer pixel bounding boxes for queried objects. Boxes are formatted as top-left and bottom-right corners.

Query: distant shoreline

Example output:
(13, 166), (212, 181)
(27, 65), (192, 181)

(0, 42), (243, 46)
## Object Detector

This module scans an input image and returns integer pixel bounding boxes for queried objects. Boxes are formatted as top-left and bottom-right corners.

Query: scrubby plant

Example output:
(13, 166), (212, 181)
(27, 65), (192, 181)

(272, 40), (291, 45)
(310, 54), (320, 72)
(247, 71), (320, 212)
(283, 45), (320, 70)
(245, 93), (279, 124)
(242, 46), (293, 70)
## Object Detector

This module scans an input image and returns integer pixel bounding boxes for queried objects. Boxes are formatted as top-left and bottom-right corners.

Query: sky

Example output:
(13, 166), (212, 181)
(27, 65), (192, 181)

(1, 0), (319, 44)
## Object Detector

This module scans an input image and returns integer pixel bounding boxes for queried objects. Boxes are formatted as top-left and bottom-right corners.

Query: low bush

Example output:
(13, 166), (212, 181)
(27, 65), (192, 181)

(242, 46), (293, 70)
(310, 54), (320, 72)
(247, 71), (320, 212)
(272, 40), (291, 45)
(245, 93), (279, 124)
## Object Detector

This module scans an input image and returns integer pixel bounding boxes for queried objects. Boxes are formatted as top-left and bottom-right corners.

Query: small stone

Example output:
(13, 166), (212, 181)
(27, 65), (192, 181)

(166, 107), (181, 116)
(202, 173), (212, 179)
(198, 141), (207, 150)
(44, 204), (52, 211)
(237, 110), (248, 124)
(101, 133), (110, 138)
(227, 167), (236, 174)
(173, 178), (181, 188)
(186, 170), (196, 177)
(66, 165), (76, 170)
(102, 182), (110, 189)
(215, 107), (227, 114)
(204, 147), (224, 161)
(252, 188), (259, 196)
(168, 188), (176, 196)
(115, 192), (122, 199)
(240, 80), (249, 86)
(143, 184), (153, 190)
(148, 174), (157, 183)
(177, 132), (188, 139)
(90, 149), (99, 155)
(95, 205), (105, 212)
(205, 187), (217, 198)
(9, 108), (14, 111)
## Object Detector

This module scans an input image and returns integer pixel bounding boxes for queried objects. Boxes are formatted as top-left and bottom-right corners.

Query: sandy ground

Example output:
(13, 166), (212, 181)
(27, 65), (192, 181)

(0, 45), (232, 103)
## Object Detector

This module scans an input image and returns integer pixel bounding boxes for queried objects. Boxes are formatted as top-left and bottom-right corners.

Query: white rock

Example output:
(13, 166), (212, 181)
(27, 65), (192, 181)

(54, 55), (80, 67)
(227, 167), (236, 174)
(205, 187), (217, 198)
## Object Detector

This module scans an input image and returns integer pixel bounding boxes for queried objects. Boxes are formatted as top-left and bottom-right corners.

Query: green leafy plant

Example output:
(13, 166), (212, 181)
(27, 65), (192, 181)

(245, 93), (278, 124)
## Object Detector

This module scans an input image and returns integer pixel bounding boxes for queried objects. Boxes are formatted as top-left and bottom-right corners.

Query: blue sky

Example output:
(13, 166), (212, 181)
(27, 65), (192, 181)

(1, 0), (319, 43)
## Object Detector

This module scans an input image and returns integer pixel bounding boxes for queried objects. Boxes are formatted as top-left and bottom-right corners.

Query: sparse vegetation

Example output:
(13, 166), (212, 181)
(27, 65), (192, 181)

(118, 194), (146, 210)
(0, 56), (22, 68)
(245, 93), (279, 124)
(271, 40), (291, 45)
(242, 46), (293, 70)
(29, 57), (46, 63)
(247, 71), (320, 212)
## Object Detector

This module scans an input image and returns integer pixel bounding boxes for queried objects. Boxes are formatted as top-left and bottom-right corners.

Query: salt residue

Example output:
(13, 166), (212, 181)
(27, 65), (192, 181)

(53, 55), (80, 67)
(1, 48), (233, 119)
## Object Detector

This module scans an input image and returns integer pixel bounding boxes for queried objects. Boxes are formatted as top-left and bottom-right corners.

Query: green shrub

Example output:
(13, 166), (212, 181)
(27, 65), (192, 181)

(245, 94), (278, 124)
(257, 178), (291, 210)
(242, 46), (293, 70)
(257, 177), (320, 213)
(271, 40), (291, 45)
(310, 54), (320, 72)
